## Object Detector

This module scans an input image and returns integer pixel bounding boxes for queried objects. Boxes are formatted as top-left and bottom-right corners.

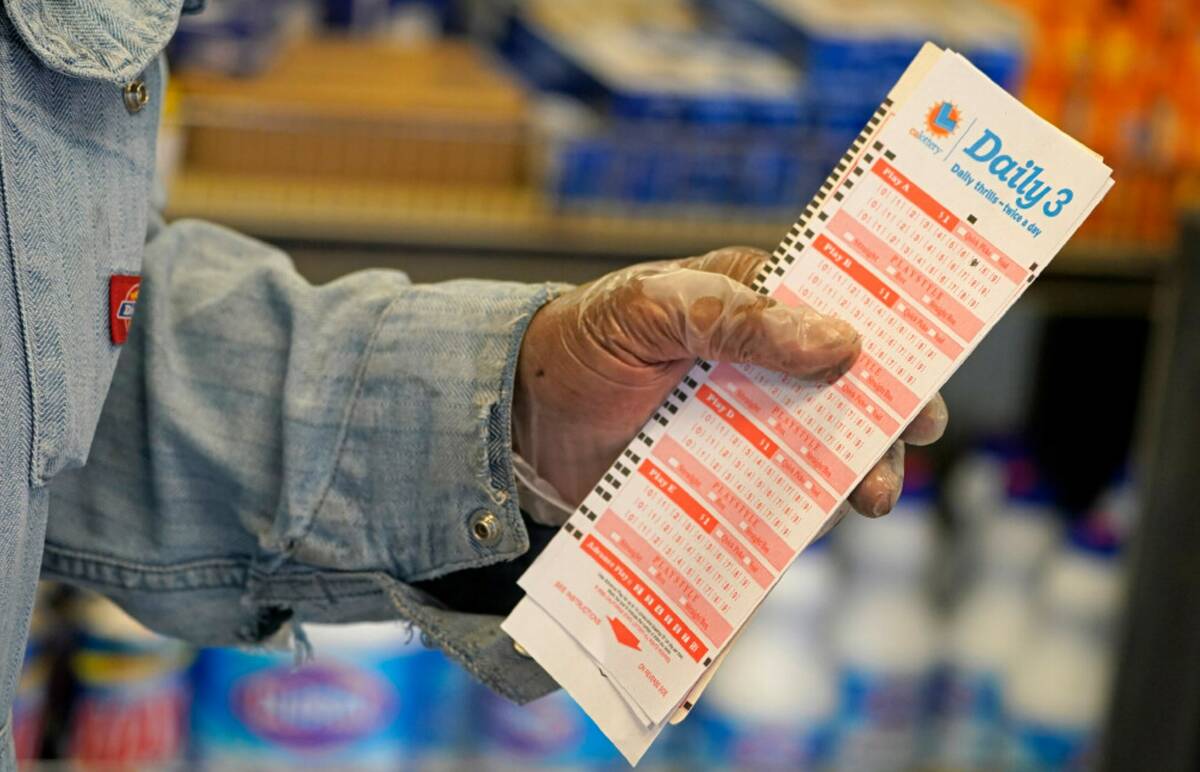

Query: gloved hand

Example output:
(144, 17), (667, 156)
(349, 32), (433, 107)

(513, 246), (948, 521)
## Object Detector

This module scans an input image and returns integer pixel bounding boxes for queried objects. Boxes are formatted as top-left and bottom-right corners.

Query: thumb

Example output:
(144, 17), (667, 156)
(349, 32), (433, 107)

(636, 266), (861, 381)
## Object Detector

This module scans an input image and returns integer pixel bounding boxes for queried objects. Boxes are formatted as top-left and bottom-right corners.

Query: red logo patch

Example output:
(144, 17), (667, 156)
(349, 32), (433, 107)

(109, 275), (140, 344)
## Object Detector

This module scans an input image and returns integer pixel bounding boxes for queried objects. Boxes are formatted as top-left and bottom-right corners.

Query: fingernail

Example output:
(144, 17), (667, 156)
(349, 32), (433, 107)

(810, 360), (849, 383)
(822, 317), (859, 348)
(871, 447), (905, 516)
(871, 491), (894, 517)
(928, 398), (949, 433)
(811, 318), (860, 378)
(871, 474), (903, 517)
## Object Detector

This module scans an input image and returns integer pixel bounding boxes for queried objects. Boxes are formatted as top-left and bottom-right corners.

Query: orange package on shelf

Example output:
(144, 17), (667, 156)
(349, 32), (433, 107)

(176, 38), (530, 187)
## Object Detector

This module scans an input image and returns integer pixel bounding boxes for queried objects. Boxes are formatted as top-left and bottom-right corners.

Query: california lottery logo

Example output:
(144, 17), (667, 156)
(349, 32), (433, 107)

(925, 101), (962, 137)
(910, 100), (962, 156)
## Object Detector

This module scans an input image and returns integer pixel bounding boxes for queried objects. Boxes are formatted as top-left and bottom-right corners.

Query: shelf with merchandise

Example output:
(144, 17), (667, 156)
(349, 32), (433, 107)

(164, 170), (1169, 280)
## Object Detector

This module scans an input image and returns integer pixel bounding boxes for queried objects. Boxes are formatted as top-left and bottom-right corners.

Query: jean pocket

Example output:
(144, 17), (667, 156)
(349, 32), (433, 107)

(2, 0), (182, 83)
(0, 14), (161, 484)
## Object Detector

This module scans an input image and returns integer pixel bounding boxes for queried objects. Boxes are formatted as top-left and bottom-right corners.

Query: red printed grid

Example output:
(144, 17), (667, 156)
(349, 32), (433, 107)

(771, 284), (922, 418)
(709, 363), (857, 495)
(814, 235), (965, 360)
(652, 435), (793, 573)
(580, 534), (709, 662)
(596, 510), (734, 647)
(696, 385), (839, 515)
(678, 398), (828, 546)
(830, 209), (984, 342)
(639, 457), (774, 588)
(871, 159), (1028, 284)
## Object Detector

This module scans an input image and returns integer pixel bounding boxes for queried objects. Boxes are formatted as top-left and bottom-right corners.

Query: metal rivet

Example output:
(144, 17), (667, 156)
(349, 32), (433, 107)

(123, 80), (149, 114)
(469, 509), (502, 547)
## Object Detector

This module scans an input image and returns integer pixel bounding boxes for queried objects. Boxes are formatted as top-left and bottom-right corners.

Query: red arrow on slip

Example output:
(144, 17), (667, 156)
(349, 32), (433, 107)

(609, 617), (641, 651)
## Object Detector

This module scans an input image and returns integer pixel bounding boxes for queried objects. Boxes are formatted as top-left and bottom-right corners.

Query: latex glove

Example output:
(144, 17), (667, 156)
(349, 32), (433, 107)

(513, 246), (948, 522)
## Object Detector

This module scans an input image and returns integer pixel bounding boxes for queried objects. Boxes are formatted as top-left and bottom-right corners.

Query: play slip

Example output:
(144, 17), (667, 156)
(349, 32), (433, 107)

(503, 42), (1113, 765)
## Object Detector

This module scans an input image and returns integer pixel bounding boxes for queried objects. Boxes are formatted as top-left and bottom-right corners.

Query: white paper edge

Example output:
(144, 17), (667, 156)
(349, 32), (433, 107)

(502, 597), (666, 765)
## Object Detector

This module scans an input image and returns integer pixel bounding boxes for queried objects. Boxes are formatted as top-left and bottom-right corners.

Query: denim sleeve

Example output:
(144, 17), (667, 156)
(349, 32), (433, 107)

(44, 218), (563, 703)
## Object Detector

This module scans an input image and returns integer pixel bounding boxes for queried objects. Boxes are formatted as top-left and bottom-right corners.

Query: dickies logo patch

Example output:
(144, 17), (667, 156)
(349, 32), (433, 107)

(109, 275), (140, 344)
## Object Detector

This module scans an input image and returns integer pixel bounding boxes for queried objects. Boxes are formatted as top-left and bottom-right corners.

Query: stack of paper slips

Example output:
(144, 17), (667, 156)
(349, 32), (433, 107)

(503, 42), (1114, 765)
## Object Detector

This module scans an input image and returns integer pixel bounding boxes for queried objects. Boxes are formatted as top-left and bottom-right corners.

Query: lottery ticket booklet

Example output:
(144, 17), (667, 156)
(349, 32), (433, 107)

(502, 42), (1114, 765)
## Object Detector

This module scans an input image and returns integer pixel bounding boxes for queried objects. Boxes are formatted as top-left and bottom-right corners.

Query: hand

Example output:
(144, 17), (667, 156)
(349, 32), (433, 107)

(513, 246), (948, 520)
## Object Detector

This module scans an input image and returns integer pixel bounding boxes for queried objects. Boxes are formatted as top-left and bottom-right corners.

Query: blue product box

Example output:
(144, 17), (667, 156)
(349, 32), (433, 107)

(474, 686), (689, 769)
(190, 623), (470, 768)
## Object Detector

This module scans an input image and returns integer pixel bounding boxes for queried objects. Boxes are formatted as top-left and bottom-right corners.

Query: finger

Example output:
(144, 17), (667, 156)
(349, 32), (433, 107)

(848, 441), (905, 517)
(682, 245), (771, 287)
(603, 246), (770, 290)
(901, 392), (948, 446)
(637, 267), (861, 380)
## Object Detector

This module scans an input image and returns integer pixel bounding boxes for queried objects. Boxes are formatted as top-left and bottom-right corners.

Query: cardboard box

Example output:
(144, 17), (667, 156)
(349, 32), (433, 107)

(178, 38), (530, 186)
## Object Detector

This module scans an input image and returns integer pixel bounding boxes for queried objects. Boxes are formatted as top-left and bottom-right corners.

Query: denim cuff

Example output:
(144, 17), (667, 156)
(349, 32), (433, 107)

(314, 278), (564, 703)
(306, 279), (563, 583)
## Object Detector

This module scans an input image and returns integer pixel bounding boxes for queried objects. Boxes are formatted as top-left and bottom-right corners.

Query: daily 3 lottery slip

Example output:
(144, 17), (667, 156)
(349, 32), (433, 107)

(503, 43), (1113, 765)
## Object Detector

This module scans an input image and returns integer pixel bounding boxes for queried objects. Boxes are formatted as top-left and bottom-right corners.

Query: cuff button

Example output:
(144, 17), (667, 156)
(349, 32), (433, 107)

(469, 509), (502, 547)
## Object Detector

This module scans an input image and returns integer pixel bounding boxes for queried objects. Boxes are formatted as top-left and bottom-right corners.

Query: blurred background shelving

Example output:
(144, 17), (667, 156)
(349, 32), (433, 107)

(17, 0), (1200, 769)
(166, 173), (1173, 274)
(157, 0), (1196, 277)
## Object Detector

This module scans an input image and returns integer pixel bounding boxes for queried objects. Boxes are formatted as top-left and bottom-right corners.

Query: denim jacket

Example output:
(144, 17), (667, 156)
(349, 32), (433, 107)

(0, 3), (557, 765)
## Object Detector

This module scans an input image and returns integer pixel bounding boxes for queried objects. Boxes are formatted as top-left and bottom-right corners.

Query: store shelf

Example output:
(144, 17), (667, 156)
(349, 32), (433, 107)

(166, 171), (1170, 277)
(165, 172), (788, 257)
